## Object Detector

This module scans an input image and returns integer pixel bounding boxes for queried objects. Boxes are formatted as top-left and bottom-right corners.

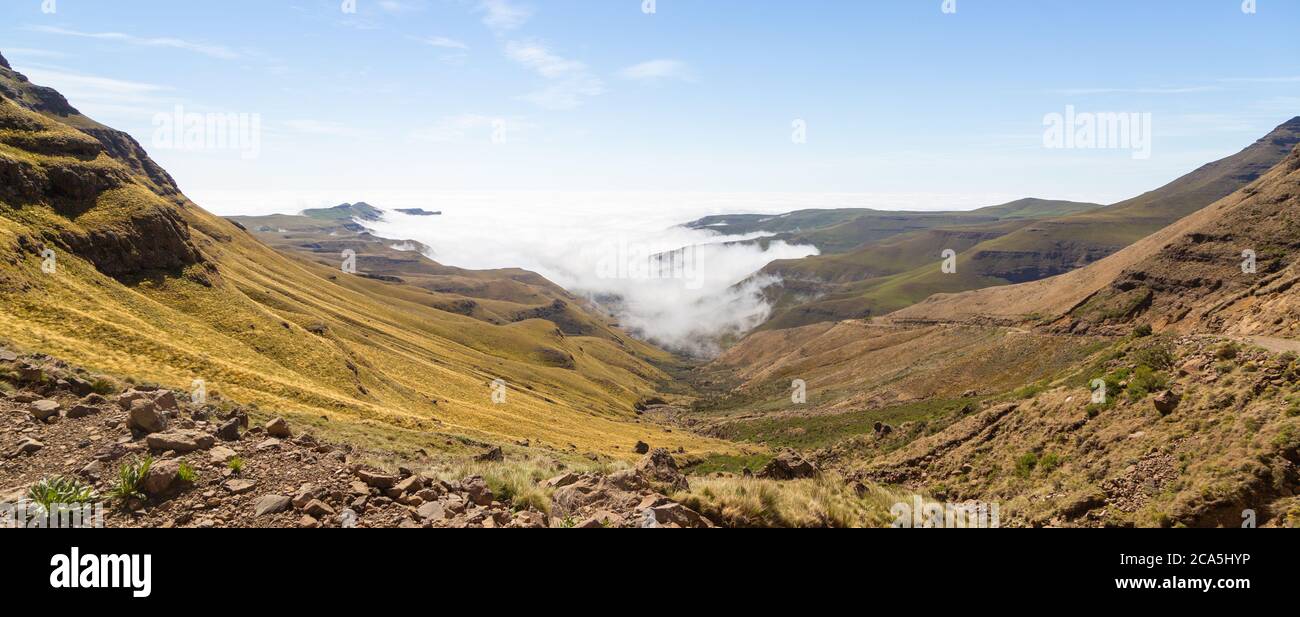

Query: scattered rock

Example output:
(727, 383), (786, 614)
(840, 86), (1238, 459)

(758, 450), (818, 480)
(416, 500), (447, 521)
(79, 460), (103, 482)
(302, 499), (335, 518)
(126, 399), (167, 434)
(66, 404), (101, 419)
(355, 469), (399, 489)
(462, 475), (493, 506)
(633, 441), (650, 455)
(223, 479), (256, 495)
(29, 399), (61, 422)
(392, 475), (423, 495)
(635, 448), (689, 491)
(475, 446), (504, 462)
(542, 472), (581, 489)
(254, 494), (292, 516)
(209, 446), (237, 464)
(1153, 390), (1181, 416)
(265, 417), (291, 438)
(142, 459), (181, 495)
(215, 418), (241, 441)
(11, 438), (44, 457)
(145, 430), (215, 453)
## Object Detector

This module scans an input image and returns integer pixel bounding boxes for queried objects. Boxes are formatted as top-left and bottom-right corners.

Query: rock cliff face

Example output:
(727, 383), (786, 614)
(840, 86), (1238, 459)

(0, 58), (202, 279)
(1067, 146), (1300, 336)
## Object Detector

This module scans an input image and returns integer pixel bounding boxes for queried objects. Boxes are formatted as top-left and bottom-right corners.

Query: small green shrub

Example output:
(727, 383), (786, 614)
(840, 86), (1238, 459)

(177, 461), (198, 483)
(1127, 366), (1168, 401)
(109, 455), (153, 502)
(1133, 324), (1153, 338)
(1215, 343), (1240, 361)
(227, 456), (245, 473)
(27, 476), (98, 511)
(1014, 453), (1039, 478)
(1038, 453), (1062, 473)
(89, 378), (117, 395)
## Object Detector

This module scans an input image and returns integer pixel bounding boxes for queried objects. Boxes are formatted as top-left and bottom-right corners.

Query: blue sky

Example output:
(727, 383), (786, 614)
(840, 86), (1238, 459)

(1, 0), (1297, 212)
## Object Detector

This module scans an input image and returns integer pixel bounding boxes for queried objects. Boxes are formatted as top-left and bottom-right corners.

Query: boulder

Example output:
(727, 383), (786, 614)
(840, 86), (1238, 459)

(265, 417), (291, 438)
(17, 364), (45, 383)
(542, 472), (581, 489)
(511, 510), (548, 529)
(11, 438), (43, 457)
(1153, 390), (1181, 416)
(66, 404), (101, 419)
(142, 459), (181, 495)
(355, 469), (399, 489)
(302, 499), (335, 518)
(392, 475), (423, 495)
(0, 348), (17, 362)
(416, 500), (447, 521)
(208, 446), (237, 464)
(292, 484), (320, 509)
(116, 389), (151, 410)
(64, 377), (94, 397)
(223, 479), (256, 495)
(635, 448), (689, 491)
(645, 502), (714, 528)
(475, 446), (504, 462)
(215, 417), (241, 441)
(145, 430), (214, 453)
(126, 399), (167, 434)
(29, 399), (60, 422)
(758, 450), (818, 480)
(462, 475), (493, 506)
(150, 390), (178, 411)
(254, 494), (292, 516)
(634, 441), (650, 455)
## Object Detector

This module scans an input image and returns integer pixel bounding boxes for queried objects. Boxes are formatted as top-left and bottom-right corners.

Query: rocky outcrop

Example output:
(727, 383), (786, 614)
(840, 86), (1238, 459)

(759, 450), (818, 480)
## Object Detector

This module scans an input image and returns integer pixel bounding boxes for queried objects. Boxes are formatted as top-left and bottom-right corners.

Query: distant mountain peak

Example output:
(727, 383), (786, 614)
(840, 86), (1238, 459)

(301, 202), (384, 222)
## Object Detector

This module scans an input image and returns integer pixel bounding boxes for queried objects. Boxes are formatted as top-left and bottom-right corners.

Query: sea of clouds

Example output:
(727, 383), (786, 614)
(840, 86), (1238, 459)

(199, 191), (1013, 356)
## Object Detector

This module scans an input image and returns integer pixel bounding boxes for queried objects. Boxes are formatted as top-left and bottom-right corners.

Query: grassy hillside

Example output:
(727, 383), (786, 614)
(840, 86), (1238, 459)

(687, 198), (1102, 255)
(0, 55), (736, 461)
(755, 119), (1300, 330)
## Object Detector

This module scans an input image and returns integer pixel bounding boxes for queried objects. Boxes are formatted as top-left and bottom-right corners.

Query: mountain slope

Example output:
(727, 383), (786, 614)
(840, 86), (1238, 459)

(893, 140), (1300, 331)
(753, 119), (1300, 330)
(686, 198), (1102, 255)
(695, 141), (1300, 526)
(0, 52), (734, 459)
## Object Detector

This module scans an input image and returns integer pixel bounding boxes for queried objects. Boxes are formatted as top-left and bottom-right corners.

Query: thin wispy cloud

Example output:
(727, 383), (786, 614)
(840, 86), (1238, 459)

(479, 0), (533, 35)
(2, 47), (69, 60)
(410, 35), (469, 51)
(1218, 76), (1300, 83)
(505, 40), (603, 110)
(378, 0), (424, 13)
(18, 66), (174, 120)
(284, 119), (369, 138)
(27, 25), (241, 60)
(618, 59), (695, 83)
(1049, 85), (1219, 95)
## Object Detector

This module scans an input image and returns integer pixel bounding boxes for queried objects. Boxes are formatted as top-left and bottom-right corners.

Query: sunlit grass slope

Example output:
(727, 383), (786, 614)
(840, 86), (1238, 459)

(0, 58), (735, 459)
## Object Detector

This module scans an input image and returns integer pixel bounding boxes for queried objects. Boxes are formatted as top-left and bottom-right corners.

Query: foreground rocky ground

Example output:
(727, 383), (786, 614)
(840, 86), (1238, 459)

(0, 348), (732, 528)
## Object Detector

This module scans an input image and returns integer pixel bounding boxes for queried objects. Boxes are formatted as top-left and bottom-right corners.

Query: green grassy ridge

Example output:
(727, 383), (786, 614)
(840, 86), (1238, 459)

(752, 119), (1300, 331)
